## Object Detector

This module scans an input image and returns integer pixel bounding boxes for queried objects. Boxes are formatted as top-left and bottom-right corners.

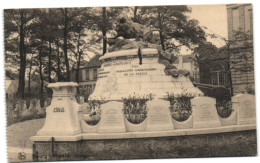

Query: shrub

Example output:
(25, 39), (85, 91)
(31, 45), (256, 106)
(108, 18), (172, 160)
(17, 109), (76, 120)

(244, 84), (255, 95)
(209, 87), (233, 118)
(216, 101), (233, 118)
(167, 92), (194, 122)
(209, 86), (231, 102)
(85, 99), (107, 126)
(123, 94), (153, 124)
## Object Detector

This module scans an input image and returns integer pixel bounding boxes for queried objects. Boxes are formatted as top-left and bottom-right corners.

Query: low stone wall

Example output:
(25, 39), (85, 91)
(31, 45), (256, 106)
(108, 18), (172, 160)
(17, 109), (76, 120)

(32, 129), (257, 161)
(30, 83), (257, 161)
(77, 94), (256, 133)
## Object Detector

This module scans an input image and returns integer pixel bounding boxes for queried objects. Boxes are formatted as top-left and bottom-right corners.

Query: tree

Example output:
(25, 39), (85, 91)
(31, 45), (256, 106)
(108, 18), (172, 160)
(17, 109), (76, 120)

(4, 9), (37, 99)
(68, 8), (101, 93)
(93, 7), (124, 55)
(133, 6), (206, 53)
(28, 9), (51, 101)
(195, 27), (254, 96)
(193, 42), (219, 65)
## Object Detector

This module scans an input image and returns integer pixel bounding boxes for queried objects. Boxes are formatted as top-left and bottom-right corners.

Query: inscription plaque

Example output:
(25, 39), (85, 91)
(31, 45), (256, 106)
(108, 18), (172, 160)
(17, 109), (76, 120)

(98, 101), (126, 133)
(232, 94), (256, 125)
(191, 97), (221, 128)
(146, 99), (174, 131)
(240, 101), (256, 118)
(198, 104), (215, 121)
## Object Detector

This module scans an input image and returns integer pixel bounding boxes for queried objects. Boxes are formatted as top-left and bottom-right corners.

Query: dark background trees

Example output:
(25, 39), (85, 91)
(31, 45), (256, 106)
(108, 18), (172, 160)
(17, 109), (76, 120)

(4, 5), (213, 100)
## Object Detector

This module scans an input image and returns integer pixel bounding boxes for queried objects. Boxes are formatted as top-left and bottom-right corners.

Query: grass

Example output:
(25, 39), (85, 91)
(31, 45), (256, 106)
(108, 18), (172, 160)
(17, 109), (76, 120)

(7, 118), (45, 149)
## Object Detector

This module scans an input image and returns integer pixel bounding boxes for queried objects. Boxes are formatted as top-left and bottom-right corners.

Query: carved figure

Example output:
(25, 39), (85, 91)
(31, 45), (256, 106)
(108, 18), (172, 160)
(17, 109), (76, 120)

(109, 17), (157, 45)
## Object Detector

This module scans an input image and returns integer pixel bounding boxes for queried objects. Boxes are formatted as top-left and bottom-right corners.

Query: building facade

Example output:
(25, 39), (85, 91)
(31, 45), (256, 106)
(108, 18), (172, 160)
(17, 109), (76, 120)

(226, 4), (254, 94)
(70, 55), (102, 100)
(172, 54), (199, 82)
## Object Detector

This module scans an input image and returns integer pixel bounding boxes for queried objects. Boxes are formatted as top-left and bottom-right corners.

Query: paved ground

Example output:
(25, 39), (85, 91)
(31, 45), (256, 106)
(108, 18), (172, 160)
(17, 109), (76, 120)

(7, 118), (45, 162)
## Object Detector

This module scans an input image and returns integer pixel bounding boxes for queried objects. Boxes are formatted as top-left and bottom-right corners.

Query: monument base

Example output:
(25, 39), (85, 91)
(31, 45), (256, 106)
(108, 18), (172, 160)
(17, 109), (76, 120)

(31, 124), (256, 161)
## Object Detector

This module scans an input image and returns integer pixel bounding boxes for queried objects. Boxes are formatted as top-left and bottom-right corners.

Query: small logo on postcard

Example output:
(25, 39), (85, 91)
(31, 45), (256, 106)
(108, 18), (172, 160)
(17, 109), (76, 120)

(18, 152), (26, 160)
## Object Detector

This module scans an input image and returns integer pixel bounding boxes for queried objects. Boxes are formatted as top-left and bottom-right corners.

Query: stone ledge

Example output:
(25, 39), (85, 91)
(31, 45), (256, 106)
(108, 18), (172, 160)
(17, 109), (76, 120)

(30, 124), (256, 142)
(47, 82), (78, 88)
(100, 48), (158, 61)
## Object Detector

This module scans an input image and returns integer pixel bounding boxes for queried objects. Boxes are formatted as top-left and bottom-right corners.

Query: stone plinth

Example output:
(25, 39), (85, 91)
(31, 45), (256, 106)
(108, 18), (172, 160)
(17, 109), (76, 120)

(191, 96), (221, 128)
(89, 48), (203, 101)
(232, 94), (256, 125)
(31, 129), (257, 161)
(98, 101), (126, 133)
(36, 82), (82, 136)
(146, 99), (174, 131)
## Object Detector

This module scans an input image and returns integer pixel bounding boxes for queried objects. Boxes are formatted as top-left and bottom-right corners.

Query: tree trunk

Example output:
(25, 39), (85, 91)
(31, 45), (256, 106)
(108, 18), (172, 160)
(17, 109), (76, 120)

(48, 41), (52, 83)
(227, 44), (234, 96)
(76, 34), (81, 94)
(76, 51), (82, 94)
(38, 43), (44, 103)
(102, 7), (107, 55)
(56, 41), (62, 81)
(18, 10), (26, 99)
(133, 7), (138, 22)
(63, 8), (70, 81)
(157, 9), (165, 51)
(28, 54), (33, 97)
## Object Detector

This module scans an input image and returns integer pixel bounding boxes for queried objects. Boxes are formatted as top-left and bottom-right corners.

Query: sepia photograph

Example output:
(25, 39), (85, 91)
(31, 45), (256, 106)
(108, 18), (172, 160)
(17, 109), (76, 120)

(1, 0), (258, 162)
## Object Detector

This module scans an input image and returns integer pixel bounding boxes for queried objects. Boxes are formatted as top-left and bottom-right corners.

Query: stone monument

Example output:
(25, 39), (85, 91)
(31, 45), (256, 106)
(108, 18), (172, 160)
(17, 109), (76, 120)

(36, 82), (82, 136)
(89, 17), (203, 101)
(30, 17), (257, 162)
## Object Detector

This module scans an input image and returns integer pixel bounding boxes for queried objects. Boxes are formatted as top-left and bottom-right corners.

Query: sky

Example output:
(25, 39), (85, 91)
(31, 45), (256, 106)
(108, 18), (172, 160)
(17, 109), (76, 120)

(189, 4), (228, 46)
(178, 4), (227, 55)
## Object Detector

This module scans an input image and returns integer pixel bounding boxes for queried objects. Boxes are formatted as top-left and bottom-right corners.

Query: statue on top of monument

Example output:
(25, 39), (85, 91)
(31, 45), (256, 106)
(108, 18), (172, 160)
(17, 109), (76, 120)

(107, 17), (161, 52)
(106, 16), (190, 77)
(111, 17), (157, 44)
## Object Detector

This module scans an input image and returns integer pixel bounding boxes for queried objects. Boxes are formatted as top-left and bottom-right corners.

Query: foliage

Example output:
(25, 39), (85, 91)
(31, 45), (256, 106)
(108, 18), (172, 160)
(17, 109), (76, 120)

(134, 6), (206, 53)
(216, 101), (233, 118)
(167, 92), (194, 122)
(123, 94), (153, 124)
(6, 98), (46, 126)
(193, 42), (219, 65)
(85, 99), (108, 125)
(209, 86), (231, 102)
(244, 84), (255, 95)
(208, 86), (233, 118)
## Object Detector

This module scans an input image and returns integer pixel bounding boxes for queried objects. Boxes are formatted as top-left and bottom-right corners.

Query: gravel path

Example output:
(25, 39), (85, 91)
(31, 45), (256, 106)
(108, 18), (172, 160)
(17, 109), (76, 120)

(7, 118), (45, 149)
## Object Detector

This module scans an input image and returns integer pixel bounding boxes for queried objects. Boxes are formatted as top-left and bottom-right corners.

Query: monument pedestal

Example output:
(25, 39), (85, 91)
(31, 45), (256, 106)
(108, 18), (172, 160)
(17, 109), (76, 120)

(89, 48), (203, 101)
(36, 82), (82, 136)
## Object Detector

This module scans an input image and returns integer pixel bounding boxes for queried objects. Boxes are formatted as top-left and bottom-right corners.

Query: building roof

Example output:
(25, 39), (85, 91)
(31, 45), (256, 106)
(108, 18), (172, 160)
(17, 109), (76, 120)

(172, 54), (194, 64)
(80, 55), (102, 69)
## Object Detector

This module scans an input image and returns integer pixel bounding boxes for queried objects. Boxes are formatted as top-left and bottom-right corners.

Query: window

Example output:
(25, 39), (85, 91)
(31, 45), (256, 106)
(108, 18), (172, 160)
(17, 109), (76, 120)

(85, 70), (90, 81)
(249, 10), (253, 34)
(232, 8), (239, 31)
(211, 64), (226, 86)
(86, 85), (93, 95)
(244, 5), (253, 34)
(93, 69), (98, 80)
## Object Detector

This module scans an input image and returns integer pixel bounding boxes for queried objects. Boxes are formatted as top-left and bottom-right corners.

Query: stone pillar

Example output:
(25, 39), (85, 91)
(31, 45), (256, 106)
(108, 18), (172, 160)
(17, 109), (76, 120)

(36, 82), (82, 136)
(232, 94), (256, 125)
